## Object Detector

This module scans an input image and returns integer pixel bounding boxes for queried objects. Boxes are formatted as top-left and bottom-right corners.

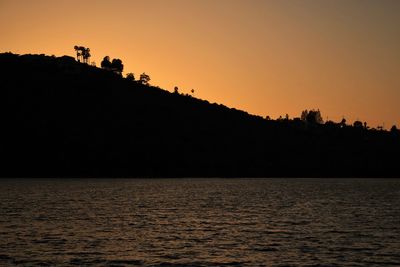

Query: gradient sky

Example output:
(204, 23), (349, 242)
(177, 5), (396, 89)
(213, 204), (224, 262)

(1, 0), (399, 127)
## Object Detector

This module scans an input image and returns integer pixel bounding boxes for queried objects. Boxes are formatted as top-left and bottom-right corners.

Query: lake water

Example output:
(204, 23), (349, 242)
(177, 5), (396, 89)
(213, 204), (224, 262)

(0, 178), (399, 266)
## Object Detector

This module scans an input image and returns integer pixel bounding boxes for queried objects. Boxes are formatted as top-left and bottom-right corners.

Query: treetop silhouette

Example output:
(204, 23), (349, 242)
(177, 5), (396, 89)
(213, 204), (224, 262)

(126, 73), (135, 81)
(301, 109), (323, 124)
(74, 45), (91, 64)
(101, 56), (124, 75)
(139, 72), (150, 85)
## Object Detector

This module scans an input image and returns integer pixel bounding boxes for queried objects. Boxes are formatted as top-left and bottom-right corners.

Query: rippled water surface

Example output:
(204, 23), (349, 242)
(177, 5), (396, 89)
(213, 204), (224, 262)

(0, 178), (400, 266)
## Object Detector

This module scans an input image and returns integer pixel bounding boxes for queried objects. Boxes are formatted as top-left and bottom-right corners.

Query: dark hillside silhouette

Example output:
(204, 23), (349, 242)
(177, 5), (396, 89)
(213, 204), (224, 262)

(1, 52), (399, 177)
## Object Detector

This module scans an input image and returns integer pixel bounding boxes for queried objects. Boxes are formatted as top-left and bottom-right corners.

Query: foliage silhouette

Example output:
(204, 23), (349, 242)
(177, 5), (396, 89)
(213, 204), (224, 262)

(301, 109), (323, 124)
(139, 72), (150, 85)
(353, 121), (363, 128)
(1, 52), (399, 178)
(101, 56), (112, 69)
(101, 56), (123, 75)
(391, 125), (399, 134)
(74, 45), (91, 64)
(111, 58), (123, 75)
(340, 118), (347, 127)
(126, 73), (135, 81)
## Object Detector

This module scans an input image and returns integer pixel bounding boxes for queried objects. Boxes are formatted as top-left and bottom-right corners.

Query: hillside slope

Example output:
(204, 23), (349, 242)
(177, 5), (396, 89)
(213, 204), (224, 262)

(1, 53), (399, 177)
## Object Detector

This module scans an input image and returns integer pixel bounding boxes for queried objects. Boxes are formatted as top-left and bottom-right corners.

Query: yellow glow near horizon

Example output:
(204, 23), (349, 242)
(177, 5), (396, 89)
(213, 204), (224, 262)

(1, 0), (399, 128)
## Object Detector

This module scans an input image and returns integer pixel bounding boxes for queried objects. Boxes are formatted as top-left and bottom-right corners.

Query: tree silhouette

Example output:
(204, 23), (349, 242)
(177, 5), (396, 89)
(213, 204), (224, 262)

(340, 118), (347, 127)
(353, 121), (363, 128)
(101, 56), (112, 69)
(74, 46), (90, 64)
(139, 73), (151, 85)
(126, 73), (135, 81)
(174, 86), (179, 94)
(101, 56), (123, 75)
(74, 46), (82, 62)
(301, 109), (323, 124)
(82, 48), (90, 64)
(111, 58), (123, 75)
(301, 110), (308, 121)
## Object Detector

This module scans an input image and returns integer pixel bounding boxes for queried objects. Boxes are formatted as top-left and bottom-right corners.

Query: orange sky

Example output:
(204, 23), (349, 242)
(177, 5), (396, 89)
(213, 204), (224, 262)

(1, 0), (399, 128)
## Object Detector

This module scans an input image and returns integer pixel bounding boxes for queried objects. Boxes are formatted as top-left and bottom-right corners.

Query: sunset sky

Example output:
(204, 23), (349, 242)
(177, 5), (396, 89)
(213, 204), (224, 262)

(1, 0), (399, 127)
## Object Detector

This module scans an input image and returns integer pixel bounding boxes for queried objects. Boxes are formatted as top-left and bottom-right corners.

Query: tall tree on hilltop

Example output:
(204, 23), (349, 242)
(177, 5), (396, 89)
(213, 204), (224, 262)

(82, 47), (91, 64)
(74, 46), (82, 62)
(74, 46), (91, 64)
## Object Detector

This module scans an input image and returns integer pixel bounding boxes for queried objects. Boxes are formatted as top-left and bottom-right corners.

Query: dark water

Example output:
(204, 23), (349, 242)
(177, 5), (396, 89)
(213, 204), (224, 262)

(0, 179), (399, 267)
